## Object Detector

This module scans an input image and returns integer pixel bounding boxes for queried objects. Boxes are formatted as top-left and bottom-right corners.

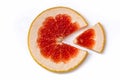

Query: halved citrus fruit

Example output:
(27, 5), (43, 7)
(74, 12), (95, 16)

(74, 23), (105, 53)
(28, 7), (88, 72)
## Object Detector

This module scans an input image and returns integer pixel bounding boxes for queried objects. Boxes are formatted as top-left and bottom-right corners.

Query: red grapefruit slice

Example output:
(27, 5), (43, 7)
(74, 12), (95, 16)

(74, 23), (105, 53)
(28, 7), (88, 72)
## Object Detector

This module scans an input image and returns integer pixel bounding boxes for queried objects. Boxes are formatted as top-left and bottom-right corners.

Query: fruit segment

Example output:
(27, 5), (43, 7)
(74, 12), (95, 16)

(75, 28), (95, 49)
(37, 14), (80, 63)
(74, 23), (105, 53)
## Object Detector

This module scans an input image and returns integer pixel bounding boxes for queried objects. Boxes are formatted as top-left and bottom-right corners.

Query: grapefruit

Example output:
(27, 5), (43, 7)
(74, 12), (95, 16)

(28, 7), (88, 72)
(74, 23), (105, 53)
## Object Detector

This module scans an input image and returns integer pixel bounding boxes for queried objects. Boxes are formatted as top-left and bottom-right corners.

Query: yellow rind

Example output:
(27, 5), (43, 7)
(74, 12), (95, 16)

(28, 6), (88, 73)
(96, 22), (106, 53)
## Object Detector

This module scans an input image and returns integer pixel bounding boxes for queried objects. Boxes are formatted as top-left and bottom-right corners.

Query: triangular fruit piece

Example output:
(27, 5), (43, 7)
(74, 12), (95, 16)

(28, 7), (88, 72)
(74, 23), (105, 53)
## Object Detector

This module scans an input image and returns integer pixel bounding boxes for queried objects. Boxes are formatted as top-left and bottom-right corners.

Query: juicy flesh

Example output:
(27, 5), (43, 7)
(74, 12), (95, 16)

(76, 29), (95, 49)
(37, 14), (80, 63)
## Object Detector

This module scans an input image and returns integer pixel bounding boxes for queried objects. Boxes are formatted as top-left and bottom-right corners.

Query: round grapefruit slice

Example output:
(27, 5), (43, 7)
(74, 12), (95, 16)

(74, 23), (105, 53)
(28, 7), (88, 72)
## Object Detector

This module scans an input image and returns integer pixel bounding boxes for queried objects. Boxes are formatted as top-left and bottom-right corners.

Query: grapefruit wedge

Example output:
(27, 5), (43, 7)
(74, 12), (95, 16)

(28, 7), (88, 72)
(74, 23), (105, 53)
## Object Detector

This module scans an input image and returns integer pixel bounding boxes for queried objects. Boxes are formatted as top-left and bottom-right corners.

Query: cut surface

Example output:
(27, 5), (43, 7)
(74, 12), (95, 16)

(37, 14), (83, 63)
(74, 23), (105, 53)
(28, 7), (88, 72)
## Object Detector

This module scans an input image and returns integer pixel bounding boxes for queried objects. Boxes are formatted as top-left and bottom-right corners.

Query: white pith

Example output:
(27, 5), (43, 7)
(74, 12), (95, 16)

(92, 23), (105, 52)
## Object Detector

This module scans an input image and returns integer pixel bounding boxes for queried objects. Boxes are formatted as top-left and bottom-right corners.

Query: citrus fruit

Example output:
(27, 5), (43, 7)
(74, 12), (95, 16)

(74, 23), (105, 53)
(28, 7), (88, 72)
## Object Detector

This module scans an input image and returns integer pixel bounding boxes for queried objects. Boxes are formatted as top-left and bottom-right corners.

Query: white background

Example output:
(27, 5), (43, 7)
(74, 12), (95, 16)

(0, 0), (120, 80)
